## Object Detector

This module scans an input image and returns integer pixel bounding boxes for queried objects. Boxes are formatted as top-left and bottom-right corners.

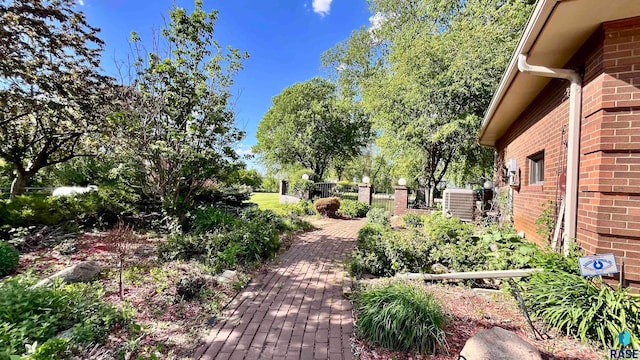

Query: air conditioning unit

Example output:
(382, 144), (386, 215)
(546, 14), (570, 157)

(442, 189), (475, 222)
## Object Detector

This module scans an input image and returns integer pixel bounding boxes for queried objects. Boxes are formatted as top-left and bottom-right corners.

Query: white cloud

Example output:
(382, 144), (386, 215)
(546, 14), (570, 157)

(236, 143), (254, 157)
(312, 0), (333, 16)
(368, 12), (389, 43)
(78, 0), (84, 5)
(369, 12), (386, 32)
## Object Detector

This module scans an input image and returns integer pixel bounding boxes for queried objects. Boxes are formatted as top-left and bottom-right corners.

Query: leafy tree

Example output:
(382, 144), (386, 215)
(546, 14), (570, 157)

(254, 77), (370, 180)
(334, 147), (393, 192)
(226, 168), (263, 189)
(114, 0), (247, 219)
(0, 0), (115, 200)
(323, 0), (532, 205)
(260, 175), (279, 193)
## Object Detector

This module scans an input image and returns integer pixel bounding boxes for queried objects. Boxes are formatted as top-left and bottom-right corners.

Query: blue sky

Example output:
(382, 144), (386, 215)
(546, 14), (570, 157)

(79, 0), (373, 172)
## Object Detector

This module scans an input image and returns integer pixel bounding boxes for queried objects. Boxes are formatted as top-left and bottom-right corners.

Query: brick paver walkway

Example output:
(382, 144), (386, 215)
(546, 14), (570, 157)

(193, 218), (366, 360)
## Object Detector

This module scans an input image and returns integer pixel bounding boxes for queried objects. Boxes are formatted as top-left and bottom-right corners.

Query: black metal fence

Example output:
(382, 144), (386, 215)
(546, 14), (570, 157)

(313, 182), (359, 201)
(371, 191), (394, 214)
(332, 183), (358, 201)
(313, 182), (336, 199)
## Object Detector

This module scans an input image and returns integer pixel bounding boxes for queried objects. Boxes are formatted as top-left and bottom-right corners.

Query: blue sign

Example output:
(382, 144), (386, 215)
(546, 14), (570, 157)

(578, 254), (619, 277)
(610, 330), (638, 359)
(621, 330), (632, 347)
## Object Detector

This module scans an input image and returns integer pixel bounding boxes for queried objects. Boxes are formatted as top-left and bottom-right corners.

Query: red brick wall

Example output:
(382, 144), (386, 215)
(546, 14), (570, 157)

(495, 17), (640, 287)
(578, 17), (640, 287)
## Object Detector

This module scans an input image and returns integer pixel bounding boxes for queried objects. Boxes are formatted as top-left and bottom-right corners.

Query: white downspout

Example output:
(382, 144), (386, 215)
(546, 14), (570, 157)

(517, 54), (582, 255)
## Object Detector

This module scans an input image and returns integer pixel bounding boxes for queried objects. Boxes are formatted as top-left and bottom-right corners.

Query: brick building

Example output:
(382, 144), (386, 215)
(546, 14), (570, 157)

(478, 0), (640, 287)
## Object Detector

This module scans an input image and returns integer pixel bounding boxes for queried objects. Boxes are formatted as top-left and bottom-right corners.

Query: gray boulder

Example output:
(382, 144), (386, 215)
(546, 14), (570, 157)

(431, 263), (450, 274)
(215, 270), (240, 285)
(34, 260), (101, 288)
(460, 327), (541, 360)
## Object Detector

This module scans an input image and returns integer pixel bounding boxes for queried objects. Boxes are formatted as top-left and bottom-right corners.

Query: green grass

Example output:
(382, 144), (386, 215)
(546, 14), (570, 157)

(249, 192), (282, 211)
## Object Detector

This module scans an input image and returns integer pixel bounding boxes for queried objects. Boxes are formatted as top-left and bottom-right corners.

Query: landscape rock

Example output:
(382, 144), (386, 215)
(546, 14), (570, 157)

(215, 270), (239, 285)
(56, 328), (74, 339)
(459, 326), (541, 360)
(431, 263), (450, 274)
(34, 260), (101, 288)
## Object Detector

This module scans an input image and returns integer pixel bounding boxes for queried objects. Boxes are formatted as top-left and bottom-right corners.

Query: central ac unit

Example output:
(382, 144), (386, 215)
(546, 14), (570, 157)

(442, 189), (475, 222)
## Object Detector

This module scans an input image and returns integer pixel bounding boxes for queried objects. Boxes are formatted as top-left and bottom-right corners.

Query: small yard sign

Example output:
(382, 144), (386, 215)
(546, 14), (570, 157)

(578, 253), (618, 277)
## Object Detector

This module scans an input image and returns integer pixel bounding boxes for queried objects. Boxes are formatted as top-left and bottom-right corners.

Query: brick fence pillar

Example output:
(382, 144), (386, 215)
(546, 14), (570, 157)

(358, 184), (373, 206)
(394, 186), (408, 216)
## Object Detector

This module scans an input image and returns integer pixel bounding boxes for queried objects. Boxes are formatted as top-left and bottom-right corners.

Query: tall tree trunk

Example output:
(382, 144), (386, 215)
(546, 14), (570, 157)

(428, 186), (435, 208)
(9, 172), (28, 201)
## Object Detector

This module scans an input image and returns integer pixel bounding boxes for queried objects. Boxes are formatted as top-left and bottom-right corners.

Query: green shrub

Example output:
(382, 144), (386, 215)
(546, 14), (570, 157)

(480, 227), (538, 271)
(530, 243), (582, 274)
(521, 271), (640, 348)
(428, 235), (487, 273)
(192, 207), (239, 233)
(175, 276), (207, 302)
(160, 209), (283, 271)
(230, 219), (281, 265)
(422, 212), (474, 242)
(349, 224), (434, 277)
(351, 210), (583, 278)
(535, 200), (555, 243)
(290, 178), (315, 198)
(366, 208), (390, 226)
(402, 213), (425, 228)
(240, 208), (288, 232)
(283, 217), (314, 232)
(193, 185), (252, 208)
(29, 337), (72, 360)
(0, 188), (138, 228)
(278, 200), (317, 218)
(297, 200), (316, 216)
(314, 197), (340, 218)
(335, 180), (356, 192)
(355, 282), (447, 354)
(0, 242), (19, 277)
(338, 199), (370, 218)
(0, 276), (130, 357)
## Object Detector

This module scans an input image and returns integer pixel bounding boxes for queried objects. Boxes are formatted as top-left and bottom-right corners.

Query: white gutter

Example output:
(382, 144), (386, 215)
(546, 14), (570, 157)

(517, 54), (582, 255)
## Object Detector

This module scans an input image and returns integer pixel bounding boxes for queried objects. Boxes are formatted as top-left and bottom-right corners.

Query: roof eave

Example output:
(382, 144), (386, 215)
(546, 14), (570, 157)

(478, 0), (560, 147)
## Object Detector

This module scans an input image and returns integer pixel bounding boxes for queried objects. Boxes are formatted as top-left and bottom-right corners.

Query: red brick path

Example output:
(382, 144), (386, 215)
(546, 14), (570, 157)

(193, 219), (366, 360)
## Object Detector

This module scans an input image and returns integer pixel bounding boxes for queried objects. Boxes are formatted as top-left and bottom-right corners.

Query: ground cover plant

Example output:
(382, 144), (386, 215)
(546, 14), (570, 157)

(1, 199), (312, 358)
(0, 242), (19, 277)
(0, 276), (131, 359)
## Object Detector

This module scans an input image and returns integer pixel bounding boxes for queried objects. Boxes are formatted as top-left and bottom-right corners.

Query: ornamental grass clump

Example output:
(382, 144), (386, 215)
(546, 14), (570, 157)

(355, 282), (448, 355)
(521, 270), (640, 348)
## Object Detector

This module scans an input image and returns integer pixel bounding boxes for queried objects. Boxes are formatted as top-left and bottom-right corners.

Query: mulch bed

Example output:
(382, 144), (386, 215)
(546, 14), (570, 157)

(13, 226), (303, 359)
(353, 282), (603, 360)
